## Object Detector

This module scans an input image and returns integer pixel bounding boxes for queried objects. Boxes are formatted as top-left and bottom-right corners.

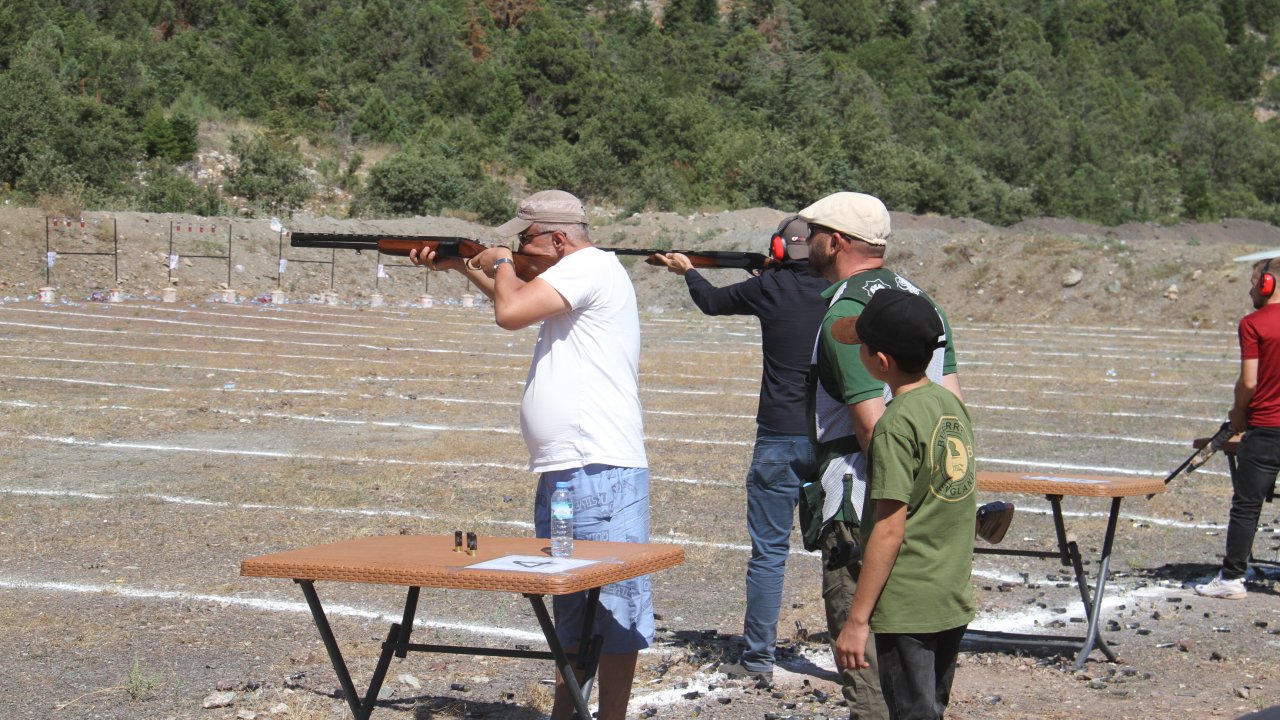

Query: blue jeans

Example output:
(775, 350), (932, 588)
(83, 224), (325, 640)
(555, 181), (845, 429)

(742, 433), (816, 671)
(1224, 427), (1280, 579)
(535, 465), (653, 653)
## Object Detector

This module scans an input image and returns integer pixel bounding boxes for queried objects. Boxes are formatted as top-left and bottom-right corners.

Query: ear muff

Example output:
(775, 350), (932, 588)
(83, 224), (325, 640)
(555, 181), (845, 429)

(769, 233), (787, 262)
(1262, 260), (1276, 298)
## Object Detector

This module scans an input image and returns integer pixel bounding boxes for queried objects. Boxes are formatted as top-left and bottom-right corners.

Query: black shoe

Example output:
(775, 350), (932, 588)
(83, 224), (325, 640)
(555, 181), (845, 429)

(976, 501), (1015, 544)
(719, 661), (773, 685)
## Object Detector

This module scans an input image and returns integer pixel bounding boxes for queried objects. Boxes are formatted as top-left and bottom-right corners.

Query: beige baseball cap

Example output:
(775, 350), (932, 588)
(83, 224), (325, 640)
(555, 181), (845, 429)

(799, 192), (890, 246)
(494, 189), (588, 237)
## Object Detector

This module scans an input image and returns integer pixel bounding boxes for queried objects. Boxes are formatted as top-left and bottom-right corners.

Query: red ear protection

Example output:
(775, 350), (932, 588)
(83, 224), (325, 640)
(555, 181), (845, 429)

(769, 233), (787, 262)
(1262, 260), (1276, 298)
(768, 215), (809, 263)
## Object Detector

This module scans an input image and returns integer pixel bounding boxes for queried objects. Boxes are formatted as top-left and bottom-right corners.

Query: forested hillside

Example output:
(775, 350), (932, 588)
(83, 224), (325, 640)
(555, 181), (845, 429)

(3, 0), (1280, 227)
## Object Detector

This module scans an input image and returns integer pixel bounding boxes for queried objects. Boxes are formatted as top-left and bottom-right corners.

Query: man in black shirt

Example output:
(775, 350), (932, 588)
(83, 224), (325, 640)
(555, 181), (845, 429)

(653, 216), (828, 681)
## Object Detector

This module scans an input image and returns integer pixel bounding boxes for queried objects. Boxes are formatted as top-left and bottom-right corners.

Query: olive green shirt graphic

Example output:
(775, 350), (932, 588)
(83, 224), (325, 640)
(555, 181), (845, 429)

(863, 381), (976, 634)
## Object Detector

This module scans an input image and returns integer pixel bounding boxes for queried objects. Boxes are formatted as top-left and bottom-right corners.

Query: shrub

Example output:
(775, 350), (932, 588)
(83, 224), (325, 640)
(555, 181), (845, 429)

(360, 152), (466, 216)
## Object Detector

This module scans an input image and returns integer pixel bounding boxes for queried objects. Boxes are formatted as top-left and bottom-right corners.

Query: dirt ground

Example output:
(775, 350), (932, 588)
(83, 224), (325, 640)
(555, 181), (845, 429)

(1, 206), (1280, 720)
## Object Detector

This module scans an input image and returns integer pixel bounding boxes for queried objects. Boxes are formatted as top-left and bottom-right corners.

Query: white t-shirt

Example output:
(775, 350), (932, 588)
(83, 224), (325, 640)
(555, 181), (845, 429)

(520, 247), (647, 472)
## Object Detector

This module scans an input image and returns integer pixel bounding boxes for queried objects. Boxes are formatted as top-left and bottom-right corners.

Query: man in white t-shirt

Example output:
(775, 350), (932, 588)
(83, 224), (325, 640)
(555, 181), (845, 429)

(411, 190), (649, 720)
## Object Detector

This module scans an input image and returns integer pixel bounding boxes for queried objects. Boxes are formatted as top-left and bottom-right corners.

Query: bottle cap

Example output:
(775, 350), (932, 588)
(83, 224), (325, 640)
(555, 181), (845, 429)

(555, 481), (570, 489)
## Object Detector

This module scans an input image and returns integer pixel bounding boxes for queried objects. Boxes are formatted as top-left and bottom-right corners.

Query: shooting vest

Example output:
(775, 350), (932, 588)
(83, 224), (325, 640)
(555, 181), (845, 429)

(800, 268), (954, 550)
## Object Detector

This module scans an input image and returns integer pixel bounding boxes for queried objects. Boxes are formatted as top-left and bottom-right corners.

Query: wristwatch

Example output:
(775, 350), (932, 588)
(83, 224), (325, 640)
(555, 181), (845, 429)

(493, 256), (514, 272)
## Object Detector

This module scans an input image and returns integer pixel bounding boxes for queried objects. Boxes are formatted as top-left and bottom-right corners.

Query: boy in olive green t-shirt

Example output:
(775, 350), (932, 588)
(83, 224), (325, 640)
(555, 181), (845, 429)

(830, 288), (977, 720)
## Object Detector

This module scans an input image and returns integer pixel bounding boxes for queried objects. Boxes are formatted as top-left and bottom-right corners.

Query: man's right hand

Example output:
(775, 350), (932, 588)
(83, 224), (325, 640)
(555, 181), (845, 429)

(652, 252), (693, 275)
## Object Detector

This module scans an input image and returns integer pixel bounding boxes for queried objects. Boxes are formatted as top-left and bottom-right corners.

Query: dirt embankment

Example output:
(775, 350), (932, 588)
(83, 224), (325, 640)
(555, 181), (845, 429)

(3, 203), (1279, 329)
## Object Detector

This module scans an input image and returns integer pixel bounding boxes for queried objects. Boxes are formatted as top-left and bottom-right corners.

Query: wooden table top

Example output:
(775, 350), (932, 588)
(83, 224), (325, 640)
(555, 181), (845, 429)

(978, 471), (1164, 498)
(242, 535), (685, 595)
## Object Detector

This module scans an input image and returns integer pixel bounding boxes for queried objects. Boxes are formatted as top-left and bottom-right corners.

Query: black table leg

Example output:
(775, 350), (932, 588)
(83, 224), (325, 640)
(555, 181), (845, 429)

(297, 580), (365, 720)
(528, 591), (601, 720)
(296, 582), (424, 720)
(1046, 497), (1116, 664)
(1076, 498), (1122, 668)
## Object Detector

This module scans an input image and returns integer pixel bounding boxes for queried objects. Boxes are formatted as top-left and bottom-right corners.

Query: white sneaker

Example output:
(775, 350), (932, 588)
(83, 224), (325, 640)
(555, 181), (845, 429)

(1194, 572), (1247, 599)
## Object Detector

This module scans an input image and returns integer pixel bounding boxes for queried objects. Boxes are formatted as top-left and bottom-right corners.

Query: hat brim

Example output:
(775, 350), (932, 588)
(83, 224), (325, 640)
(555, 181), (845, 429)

(830, 315), (864, 345)
(494, 216), (534, 237)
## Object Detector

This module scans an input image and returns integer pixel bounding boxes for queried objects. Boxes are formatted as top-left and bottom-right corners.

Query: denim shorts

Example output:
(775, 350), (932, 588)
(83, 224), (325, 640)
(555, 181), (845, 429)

(535, 464), (654, 653)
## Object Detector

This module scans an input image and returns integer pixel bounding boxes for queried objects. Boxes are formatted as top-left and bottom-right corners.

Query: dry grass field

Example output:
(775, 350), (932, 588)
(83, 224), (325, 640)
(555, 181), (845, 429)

(1, 298), (1277, 720)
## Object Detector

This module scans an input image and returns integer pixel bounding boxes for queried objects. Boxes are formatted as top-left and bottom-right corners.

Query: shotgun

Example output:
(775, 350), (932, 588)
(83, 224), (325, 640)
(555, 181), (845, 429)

(289, 232), (556, 282)
(1153, 421), (1235, 498)
(290, 232), (774, 280)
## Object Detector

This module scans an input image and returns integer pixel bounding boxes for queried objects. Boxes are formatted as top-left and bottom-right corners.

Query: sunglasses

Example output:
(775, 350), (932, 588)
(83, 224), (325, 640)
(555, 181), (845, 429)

(518, 229), (557, 247)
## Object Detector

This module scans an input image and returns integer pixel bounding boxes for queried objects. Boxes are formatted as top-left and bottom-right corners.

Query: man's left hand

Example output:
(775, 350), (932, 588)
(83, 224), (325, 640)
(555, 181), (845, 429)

(652, 252), (693, 275)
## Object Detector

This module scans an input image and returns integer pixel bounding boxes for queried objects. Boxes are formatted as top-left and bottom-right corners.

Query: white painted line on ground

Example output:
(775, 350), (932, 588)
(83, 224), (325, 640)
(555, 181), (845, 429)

(968, 403), (1221, 425)
(978, 456), (1161, 476)
(977, 427), (1187, 447)
(0, 576), (548, 643)
(11, 336), (404, 366)
(0, 353), (329, 379)
(6, 433), (528, 470)
(0, 374), (172, 392)
(966, 385), (1229, 406)
(954, 321), (1233, 338)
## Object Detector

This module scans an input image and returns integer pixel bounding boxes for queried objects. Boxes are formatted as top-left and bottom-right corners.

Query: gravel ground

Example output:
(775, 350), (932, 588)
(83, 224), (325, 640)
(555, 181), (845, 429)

(0, 298), (1277, 720)
(4, 203), (1280, 719)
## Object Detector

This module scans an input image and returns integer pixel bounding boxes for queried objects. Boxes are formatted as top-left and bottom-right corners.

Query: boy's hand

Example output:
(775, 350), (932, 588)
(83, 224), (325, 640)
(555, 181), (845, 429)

(834, 617), (872, 670)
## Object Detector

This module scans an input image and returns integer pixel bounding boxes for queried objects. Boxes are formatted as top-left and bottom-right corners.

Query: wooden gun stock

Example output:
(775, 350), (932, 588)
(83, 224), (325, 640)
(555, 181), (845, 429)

(289, 232), (556, 281)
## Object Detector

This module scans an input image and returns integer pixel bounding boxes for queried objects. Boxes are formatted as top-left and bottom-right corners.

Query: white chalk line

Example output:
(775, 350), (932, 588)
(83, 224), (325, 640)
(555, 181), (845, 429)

(8, 301), (1234, 353)
(2, 485), (1213, 605)
(0, 576), (547, 644)
(968, 402), (1221, 425)
(976, 427), (1186, 448)
(0, 373), (172, 392)
(954, 321), (1234, 339)
(8, 336), (405, 367)
(0, 305), (483, 346)
(961, 368), (1232, 389)
(4, 311), (1233, 393)
(0, 433), (736, 488)
(7, 306), (1233, 375)
(0, 394), (751, 449)
(0, 365), (1220, 422)
(0, 353), (329, 380)
(2, 420), (1198, 481)
(0, 317), (531, 361)
(966, 385), (1229, 407)
(6, 433), (528, 471)
(964, 347), (1229, 367)
(979, 456), (1163, 477)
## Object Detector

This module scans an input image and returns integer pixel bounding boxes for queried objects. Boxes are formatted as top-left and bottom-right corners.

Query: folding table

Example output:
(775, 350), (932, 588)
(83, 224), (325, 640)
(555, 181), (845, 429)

(242, 535), (684, 720)
(968, 471), (1164, 667)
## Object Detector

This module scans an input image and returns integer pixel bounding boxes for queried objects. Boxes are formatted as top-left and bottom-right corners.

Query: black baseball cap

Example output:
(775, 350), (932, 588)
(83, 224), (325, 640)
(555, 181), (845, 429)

(830, 288), (945, 359)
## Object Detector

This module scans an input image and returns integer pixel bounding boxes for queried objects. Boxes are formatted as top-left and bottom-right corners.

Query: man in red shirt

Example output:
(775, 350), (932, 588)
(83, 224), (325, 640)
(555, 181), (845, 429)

(1197, 258), (1280, 599)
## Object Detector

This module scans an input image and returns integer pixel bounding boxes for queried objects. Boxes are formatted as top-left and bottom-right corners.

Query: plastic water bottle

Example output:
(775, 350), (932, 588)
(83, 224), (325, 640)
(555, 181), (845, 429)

(550, 482), (574, 558)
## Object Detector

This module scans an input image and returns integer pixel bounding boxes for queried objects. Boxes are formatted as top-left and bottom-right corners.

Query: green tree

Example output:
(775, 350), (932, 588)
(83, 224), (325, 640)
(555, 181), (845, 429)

(1222, 0), (1247, 43)
(1182, 164), (1219, 220)
(968, 70), (1066, 188)
(225, 132), (314, 212)
(352, 88), (399, 143)
(359, 152), (465, 216)
(0, 50), (63, 191)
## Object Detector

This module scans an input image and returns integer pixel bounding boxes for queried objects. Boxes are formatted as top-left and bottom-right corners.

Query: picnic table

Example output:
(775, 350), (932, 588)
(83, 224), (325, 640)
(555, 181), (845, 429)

(969, 471), (1164, 667)
(242, 535), (684, 720)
